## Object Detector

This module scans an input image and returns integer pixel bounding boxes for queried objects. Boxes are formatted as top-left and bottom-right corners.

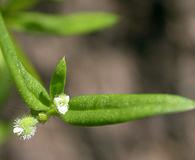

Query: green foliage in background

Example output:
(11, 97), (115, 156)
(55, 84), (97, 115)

(2, 0), (38, 13)
(7, 12), (118, 36)
(0, 121), (9, 144)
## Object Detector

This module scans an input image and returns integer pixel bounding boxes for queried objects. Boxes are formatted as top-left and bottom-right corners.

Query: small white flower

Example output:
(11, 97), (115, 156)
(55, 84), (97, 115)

(54, 94), (70, 115)
(13, 116), (38, 140)
(57, 105), (68, 114)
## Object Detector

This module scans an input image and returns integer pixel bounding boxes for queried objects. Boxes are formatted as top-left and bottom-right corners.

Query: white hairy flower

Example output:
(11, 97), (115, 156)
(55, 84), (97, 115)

(54, 94), (70, 115)
(13, 116), (38, 140)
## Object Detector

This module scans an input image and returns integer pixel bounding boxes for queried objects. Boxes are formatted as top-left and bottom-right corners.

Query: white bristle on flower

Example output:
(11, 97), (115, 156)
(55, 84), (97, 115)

(54, 94), (70, 115)
(13, 126), (23, 135)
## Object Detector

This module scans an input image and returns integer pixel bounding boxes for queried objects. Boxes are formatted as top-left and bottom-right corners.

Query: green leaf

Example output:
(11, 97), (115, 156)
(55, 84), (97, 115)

(3, 0), (38, 13)
(50, 57), (66, 99)
(0, 35), (43, 107)
(61, 94), (195, 126)
(0, 13), (51, 111)
(0, 38), (42, 107)
(0, 121), (9, 145)
(0, 48), (12, 107)
(7, 12), (119, 36)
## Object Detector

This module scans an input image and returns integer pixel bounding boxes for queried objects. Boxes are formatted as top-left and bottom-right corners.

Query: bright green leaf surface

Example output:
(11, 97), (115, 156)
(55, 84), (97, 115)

(0, 13), (51, 111)
(7, 12), (118, 36)
(61, 94), (195, 126)
(50, 57), (66, 99)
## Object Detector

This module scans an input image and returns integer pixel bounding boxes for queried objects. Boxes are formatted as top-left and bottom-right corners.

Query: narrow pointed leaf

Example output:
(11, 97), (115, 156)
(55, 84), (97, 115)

(50, 57), (66, 99)
(0, 13), (51, 111)
(61, 94), (195, 126)
(0, 36), (42, 107)
(7, 12), (118, 36)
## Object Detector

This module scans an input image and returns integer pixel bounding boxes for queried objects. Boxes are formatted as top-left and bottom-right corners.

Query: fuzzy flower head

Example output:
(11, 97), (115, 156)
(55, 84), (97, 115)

(13, 116), (38, 140)
(54, 94), (69, 115)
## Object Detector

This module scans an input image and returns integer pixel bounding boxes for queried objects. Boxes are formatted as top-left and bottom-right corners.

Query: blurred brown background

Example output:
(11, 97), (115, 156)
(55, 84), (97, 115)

(1, 0), (195, 159)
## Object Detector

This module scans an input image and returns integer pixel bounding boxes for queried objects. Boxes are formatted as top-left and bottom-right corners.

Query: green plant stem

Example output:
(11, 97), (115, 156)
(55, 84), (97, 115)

(47, 108), (57, 116)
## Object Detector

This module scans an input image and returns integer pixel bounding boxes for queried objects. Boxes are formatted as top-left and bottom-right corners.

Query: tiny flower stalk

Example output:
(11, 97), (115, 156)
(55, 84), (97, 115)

(13, 116), (38, 140)
(54, 94), (70, 115)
